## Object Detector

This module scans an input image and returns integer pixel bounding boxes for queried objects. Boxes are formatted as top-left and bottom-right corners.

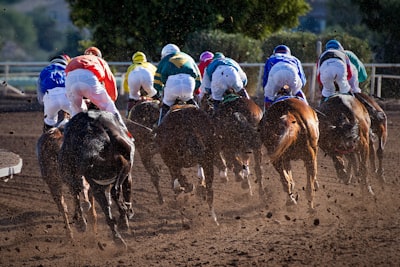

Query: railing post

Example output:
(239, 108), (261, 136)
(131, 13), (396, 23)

(370, 65), (376, 95)
(377, 75), (382, 98)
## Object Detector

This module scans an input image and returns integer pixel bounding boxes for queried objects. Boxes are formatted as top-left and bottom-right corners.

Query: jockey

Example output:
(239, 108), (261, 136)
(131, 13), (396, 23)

(154, 43), (201, 125)
(198, 51), (214, 77)
(344, 47), (385, 122)
(317, 39), (353, 102)
(65, 46), (130, 133)
(263, 44), (308, 110)
(199, 52), (249, 111)
(37, 54), (72, 132)
(344, 49), (368, 94)
(123, 51), (158, 116)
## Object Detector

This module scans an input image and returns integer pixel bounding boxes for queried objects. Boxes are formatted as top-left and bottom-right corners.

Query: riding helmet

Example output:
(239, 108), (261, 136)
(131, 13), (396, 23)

(161, 44), (180, 59)
(273, 45), (291, 55)
(84, 46), (102, 58)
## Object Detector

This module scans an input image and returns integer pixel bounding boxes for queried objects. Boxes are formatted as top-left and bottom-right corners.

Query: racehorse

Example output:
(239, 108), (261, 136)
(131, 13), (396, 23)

(259, 96), (319, 209)
(36, 126), (96, 240)
(212, 93), (264, 196)
(154, 104), (220, 224)
(58, 110), (135, 248)
(126, 100), (164, 204)
(317, 94), (374, 195)
(354, 93), (388, 181)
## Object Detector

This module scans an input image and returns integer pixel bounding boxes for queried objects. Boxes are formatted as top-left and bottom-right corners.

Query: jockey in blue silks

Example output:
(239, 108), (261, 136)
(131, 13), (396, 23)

(262, 45), (307, 111)
(199, 52), (249, 111)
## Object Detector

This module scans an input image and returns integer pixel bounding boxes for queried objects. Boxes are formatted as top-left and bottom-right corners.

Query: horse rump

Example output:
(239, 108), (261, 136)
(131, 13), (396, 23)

(260, 97), (319, 208)
(59, 110), (134, 248)
(317, 94), (374, 194)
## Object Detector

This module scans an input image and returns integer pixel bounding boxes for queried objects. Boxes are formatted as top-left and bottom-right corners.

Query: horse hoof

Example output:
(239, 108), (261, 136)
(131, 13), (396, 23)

(184, 183), (194, 193)
(80, 201), (92, 213)
(241, 179), (250, 190)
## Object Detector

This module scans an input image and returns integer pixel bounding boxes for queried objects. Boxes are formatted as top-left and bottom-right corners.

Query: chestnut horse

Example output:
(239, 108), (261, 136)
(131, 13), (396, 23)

(126, 100), (164, 204)
(154, 104), (219, 224)
(58, 110), (135, 248)
(259, 97), (319, 209)
(354, 93), (388, 181)
(317, 94), (374, 195)
(36, 126), (96, 240)
(212, 94), (264, 196)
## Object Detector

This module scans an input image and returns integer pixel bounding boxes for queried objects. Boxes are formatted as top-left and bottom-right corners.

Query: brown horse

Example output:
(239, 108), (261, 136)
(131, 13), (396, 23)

(154, 104), (219, 224)
(354, 93), (388, 181)
(317, 94), (374, 195)
(212, 94), (264, 196)
(36, 126), (96, 240)
(58, 110), (135, 248)
(126, 100), (164, 204)
(259, 97), (319, 209)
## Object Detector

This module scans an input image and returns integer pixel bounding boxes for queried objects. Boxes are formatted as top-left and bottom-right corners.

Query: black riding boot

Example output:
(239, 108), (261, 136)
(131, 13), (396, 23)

(212, 100), (221, 115)
(126, 98), (138, 118)
(43, 123), (53, 133)
(238, 88), (250, 99)
(158, 103), (170, 126)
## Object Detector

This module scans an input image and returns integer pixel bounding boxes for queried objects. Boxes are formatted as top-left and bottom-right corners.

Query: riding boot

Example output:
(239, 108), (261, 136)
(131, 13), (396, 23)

(212, 100), (221, 114)
(126, 98), (138, 118)
(295, 90), (308, 104)
(238, 88), (250, 99)
(43, 123), (53, 132)
(186, 98), (199, 108)
(158, 103), (170, 126)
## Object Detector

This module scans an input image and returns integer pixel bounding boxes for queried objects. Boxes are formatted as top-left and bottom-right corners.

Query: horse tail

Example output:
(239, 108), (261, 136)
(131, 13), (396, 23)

(269, 112), (300, 163)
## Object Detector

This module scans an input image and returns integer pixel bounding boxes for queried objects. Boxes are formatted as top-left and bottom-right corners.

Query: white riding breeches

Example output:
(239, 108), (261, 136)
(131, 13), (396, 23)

(128, 66), (157, 100)
(264, 62), (302, 100)
(319, 58), (351, 98)
(162, 74), (195, 106)
(211, 65), (243, 101)
(65, 69), (119, 116)
(43, 87), (72, 126)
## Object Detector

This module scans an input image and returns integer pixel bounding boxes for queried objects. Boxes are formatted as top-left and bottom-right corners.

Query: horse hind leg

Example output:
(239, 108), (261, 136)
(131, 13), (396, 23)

(93, 185), (127, 248)
(274, 160), (297, 206)
(140, 150), (164, 205)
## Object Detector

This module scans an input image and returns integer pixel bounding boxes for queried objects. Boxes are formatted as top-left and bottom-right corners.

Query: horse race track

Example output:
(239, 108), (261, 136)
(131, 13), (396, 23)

(1, 105), (400, 266)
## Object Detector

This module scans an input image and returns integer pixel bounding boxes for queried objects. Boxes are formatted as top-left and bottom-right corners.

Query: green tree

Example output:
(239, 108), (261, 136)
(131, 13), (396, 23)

(352, 0), (400, 63)
(66, 0), (310, 61)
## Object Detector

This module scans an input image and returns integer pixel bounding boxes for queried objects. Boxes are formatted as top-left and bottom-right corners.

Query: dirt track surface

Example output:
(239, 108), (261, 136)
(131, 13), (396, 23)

(0, 108), (400, 267)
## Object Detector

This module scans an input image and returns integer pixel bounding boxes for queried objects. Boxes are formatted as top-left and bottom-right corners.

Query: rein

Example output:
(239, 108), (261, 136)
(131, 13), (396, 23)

(129, 120), (153, 132)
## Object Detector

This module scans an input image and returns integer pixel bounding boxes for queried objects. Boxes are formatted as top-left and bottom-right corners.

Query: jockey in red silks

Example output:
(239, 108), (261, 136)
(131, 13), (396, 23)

(198, 51), (214, 77)
(65, 46), (129, 132)
(154, 43), (201, 125)
(37, 54), (72, 132)
(263, 44), (308, 111)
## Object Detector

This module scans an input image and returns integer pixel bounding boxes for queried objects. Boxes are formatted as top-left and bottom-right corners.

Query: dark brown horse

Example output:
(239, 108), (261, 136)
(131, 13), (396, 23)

(259, 97), (319, 209)
(317, 94), (374, 195)
(212, 94), (264, 196)
(36, 126), (96, 240)
(58, 110), (135, 248)
(154, 104), (219, 224)
(354, 93), (388, 181)
(126, 100), (164, 204)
